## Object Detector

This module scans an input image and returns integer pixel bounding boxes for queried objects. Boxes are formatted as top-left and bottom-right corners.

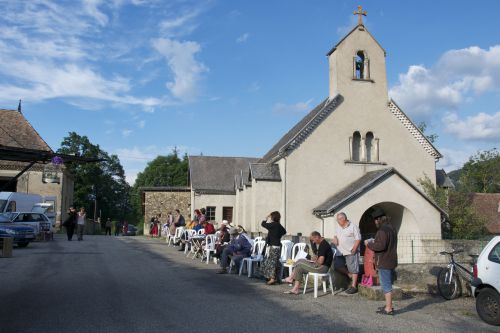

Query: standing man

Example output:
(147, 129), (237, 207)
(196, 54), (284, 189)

(366, 209), (398, 315)
(105, 218), (112, 236)
(333, 212), (361, 294)
(114, 219), (122, 236)
(77, 207), (86, 241)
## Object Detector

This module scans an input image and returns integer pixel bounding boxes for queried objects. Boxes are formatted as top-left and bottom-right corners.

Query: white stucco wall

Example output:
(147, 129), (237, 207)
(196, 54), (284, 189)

(321, 174), (442, 239)
(191, 192), (236, 223)
(248, 179), (282, 234)
(278, 26), (439, 237)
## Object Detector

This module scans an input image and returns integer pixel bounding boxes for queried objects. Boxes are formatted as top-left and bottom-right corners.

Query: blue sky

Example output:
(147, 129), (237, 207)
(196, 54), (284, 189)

(1, 0), (499, 184)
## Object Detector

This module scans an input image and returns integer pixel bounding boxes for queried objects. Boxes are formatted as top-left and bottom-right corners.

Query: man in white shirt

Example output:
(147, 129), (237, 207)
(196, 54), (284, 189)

(333, 212), (361, 294)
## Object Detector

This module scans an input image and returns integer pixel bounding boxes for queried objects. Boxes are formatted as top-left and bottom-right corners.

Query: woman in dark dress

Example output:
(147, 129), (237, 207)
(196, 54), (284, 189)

(63, 207), (77, 241)
(260, 211), (286, 285)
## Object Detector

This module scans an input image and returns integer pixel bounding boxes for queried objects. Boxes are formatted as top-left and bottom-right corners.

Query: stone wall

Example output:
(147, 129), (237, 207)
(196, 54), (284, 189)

(143, 190), (191, 235)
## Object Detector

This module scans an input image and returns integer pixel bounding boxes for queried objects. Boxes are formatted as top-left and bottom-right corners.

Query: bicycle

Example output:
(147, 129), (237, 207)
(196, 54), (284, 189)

(437, 249), (478, 300)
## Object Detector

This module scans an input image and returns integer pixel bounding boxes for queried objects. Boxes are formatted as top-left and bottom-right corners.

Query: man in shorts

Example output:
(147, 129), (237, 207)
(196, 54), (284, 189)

(333, 212), (361, 294)
(366, 209), (398, 315)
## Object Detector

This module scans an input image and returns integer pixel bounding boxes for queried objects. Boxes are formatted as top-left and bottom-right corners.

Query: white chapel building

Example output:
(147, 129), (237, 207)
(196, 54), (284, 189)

(184, 18), (447, 243)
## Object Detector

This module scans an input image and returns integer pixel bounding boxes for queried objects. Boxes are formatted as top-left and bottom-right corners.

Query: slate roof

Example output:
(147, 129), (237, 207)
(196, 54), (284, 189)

(469, 193), (500, 234)
(189, 156), (259, 194)
(249, 163), (281, 181)
(436, 169), (455, 189)
(260, 95), (343, 163)
(313, 168), (447, 216)
(0, 109), (52, 152)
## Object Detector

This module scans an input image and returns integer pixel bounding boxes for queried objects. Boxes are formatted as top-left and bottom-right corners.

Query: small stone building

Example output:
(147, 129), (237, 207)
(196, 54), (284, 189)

(141, 186), (191, 235)
(0, 108), (74, 224)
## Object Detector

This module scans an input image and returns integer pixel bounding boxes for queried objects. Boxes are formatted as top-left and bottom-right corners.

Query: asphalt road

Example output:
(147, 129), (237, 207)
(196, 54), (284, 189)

(0, 235), (497, 333)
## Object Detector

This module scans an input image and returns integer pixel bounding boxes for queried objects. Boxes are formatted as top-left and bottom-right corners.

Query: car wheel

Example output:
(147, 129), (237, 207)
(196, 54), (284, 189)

(17, 241), (29, 248)
(476, 287), (500, 326)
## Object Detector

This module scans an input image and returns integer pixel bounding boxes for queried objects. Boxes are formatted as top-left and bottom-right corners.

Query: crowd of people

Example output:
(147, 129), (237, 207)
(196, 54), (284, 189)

(155, 207), (398, 315)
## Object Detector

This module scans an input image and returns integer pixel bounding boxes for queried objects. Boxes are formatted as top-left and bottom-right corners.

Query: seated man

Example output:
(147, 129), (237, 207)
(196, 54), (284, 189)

(216, 227), (251, 274)
(283, 231), (333, 294)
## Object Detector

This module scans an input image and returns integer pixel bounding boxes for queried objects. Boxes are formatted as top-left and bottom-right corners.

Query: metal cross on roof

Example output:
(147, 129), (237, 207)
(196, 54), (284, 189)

(353, 5), (367, 25)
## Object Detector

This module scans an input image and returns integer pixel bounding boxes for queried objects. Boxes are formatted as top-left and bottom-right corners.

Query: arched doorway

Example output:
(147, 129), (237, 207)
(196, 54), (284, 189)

(359, 202), (414, 255)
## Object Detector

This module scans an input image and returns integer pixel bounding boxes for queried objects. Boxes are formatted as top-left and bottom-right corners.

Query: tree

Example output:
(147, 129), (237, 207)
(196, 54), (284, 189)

(417, 121), (438, 144)
(57, 132), (131, 223)
(130, 149), (189, 221)
(419, 175), (486, 239)
(459, 148), (500, 193)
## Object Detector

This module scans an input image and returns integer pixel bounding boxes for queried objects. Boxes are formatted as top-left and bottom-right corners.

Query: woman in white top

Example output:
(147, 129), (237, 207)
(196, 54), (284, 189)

(77, 207), (86, 241)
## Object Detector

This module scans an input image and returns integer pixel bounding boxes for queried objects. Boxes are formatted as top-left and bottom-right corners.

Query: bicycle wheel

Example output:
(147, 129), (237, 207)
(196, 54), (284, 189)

(437, 267), (462, 300)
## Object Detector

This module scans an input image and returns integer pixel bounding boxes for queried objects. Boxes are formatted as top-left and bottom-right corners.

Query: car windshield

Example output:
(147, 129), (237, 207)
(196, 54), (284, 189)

(0, 212), (13, 222)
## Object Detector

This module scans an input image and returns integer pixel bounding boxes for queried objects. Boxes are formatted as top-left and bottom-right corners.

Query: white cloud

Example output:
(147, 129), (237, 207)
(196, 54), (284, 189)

(437, 147), (473, 172)
(138, 120), (146, 128)
(443, 111), (500, 141)
(122, 129), (133, 137)
(390, 45), (500, 116)
(116, 144), (199, 184)
(82, 0), (109, 27)
(159, 10), (201, 37)
(152, 38), (208, 101)
(236, 33), (250, 43)
(273, 99), (314, 114)
(0, 0), (164, 110)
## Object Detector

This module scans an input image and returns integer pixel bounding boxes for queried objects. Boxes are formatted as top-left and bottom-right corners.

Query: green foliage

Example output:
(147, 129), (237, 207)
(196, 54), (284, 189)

(419, 175), (486, 240)
(129, 149), (189, 220)
(57, 132), (131, 222)
(459, 148), (500, 193)
(417, 121), (438, 144)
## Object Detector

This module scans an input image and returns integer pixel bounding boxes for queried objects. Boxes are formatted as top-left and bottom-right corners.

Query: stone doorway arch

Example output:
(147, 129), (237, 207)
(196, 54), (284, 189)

(359, 201), (417, 255)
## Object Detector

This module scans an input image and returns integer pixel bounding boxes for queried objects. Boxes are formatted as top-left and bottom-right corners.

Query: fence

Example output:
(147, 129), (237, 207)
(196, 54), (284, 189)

(397, 234), (491, 264)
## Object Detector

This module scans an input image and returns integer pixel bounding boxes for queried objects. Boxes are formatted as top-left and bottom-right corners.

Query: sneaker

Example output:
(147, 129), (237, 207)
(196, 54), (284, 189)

(345, 287), (358, 294)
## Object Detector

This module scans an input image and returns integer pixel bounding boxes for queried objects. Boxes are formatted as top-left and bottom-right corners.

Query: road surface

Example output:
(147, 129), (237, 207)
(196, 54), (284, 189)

(0, 235), (496, 333)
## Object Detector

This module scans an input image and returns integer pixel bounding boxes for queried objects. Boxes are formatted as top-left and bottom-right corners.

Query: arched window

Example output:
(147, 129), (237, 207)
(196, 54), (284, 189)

(352, 131), (361, 161)
(353, 51), (370, 80)
(365, 132), (374, 162)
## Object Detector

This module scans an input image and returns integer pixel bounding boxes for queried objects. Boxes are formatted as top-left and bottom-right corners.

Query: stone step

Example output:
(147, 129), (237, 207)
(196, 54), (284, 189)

(358, 285), (403, 301)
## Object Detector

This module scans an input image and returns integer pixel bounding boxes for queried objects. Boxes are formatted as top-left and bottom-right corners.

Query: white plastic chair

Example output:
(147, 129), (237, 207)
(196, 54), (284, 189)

(197, 228), (205, 235)
(253, 236), (263, 243)
(279, 240), (294, 279)
(167, 227), (184, 246)
(203, 234), (216, 264)
(184, 229), (197, 254)
(302, 249), (337, 298)
(239, 240), (266, 277)
(283, 242), (307, 277)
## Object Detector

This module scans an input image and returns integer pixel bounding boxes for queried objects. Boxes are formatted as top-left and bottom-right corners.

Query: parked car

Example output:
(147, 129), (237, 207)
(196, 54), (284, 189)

(472, 236), (500, 326)
(124, 225), (137, 236)
(2, 212), (52, 236)
(32, 203), (56, 232)
(0, 214), (36, 247)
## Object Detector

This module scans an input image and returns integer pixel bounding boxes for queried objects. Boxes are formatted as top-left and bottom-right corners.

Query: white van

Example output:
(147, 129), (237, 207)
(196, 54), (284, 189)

(0, 192), (43, 214)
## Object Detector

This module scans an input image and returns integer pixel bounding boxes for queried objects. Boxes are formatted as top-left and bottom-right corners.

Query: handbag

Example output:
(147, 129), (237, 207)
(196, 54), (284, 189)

(360, 274), (373, 287)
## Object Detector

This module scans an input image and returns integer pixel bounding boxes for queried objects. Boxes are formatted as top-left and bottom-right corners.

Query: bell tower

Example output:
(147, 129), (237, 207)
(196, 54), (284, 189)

(327, 6), (388, 102)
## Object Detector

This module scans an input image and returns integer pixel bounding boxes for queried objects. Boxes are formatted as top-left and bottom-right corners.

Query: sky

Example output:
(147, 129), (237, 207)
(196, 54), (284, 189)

(1, 0), (499, 184)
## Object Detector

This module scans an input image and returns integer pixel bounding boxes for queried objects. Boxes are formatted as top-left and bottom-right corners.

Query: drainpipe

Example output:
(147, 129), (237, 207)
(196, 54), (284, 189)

(284, 156), (287, 230)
